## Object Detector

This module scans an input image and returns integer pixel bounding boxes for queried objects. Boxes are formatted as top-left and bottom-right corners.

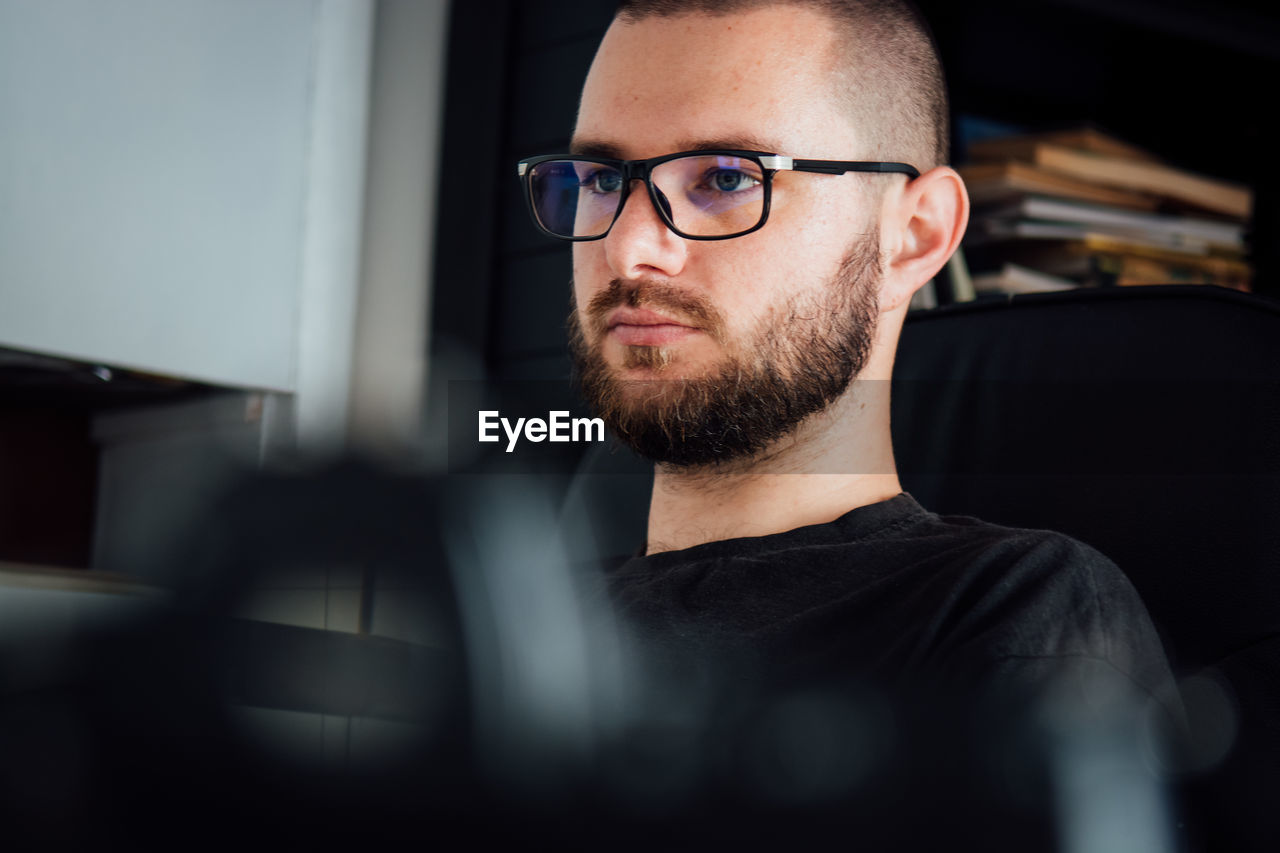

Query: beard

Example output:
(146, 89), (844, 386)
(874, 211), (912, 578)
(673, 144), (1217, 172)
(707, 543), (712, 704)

(568, 237), (881, 468)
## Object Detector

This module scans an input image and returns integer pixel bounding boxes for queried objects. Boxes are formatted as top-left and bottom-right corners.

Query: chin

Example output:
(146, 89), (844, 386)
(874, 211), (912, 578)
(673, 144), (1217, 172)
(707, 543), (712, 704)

(618, 344), (675, 373)
(612, 336), (728, 371)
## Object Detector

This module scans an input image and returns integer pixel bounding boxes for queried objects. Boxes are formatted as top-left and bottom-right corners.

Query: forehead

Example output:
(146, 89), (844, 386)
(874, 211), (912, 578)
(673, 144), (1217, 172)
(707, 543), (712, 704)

(574, 6), (858, 159)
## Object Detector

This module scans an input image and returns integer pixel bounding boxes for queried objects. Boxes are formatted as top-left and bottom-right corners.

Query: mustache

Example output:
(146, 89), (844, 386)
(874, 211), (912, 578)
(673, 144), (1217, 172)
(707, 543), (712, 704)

(584, 279), (725, 341)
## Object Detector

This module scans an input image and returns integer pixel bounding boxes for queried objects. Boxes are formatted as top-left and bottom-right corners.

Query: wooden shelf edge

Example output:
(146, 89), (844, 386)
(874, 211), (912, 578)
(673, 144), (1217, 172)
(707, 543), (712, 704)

(0, 561), (159, 596)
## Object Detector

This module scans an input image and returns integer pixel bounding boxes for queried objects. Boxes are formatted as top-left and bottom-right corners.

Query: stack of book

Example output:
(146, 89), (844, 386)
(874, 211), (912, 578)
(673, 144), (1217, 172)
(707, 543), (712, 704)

(959, 127), (1253, 296)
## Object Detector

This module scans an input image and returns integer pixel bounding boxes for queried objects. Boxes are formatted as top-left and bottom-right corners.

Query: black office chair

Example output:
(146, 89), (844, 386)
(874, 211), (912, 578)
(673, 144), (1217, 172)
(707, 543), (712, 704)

(891, 284), (1280, 851)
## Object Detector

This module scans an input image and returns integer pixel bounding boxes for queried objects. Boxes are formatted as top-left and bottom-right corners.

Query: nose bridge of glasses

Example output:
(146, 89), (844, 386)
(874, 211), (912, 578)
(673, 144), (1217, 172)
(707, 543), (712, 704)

(612, 163), (675, 231)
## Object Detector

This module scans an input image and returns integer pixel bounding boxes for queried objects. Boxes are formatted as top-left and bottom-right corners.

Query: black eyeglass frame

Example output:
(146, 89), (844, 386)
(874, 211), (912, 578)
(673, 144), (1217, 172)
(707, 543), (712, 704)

(516, 149), (921, 242)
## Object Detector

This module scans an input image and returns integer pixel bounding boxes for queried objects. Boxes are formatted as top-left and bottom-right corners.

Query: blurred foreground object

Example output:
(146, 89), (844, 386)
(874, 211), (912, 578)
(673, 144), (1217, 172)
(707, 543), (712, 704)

(0, 460), (1198, 849)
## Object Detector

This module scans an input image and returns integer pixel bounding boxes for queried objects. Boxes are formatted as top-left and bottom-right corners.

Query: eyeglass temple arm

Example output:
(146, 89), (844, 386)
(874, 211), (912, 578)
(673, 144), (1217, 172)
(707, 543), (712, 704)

(760, 156), (920, 180)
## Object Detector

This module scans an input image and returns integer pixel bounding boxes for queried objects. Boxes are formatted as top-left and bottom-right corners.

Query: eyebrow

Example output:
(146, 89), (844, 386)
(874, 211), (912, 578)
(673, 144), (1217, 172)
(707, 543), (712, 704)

(568, 134), (788, 159)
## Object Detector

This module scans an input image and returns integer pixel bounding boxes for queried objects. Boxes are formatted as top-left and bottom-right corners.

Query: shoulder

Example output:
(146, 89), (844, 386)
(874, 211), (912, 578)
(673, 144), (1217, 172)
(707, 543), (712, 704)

(913, 509), (1146, 650)
(848, 500), (1144, 647)
(910, 509), (1175, 709)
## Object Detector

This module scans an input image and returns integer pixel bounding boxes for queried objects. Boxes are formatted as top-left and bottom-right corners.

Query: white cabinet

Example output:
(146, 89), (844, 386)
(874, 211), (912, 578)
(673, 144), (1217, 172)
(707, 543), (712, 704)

(0, 0), (450, 575)
(0, 0), (371, 397)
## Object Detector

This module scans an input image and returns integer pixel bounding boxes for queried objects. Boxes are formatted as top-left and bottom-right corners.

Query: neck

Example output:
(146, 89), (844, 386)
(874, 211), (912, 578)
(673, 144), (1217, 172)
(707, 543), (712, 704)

(643, 380), (902, 554)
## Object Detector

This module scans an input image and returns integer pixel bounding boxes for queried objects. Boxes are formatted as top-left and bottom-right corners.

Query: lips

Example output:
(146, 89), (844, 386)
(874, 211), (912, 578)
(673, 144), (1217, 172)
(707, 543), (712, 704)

(605, 307), (700, 347)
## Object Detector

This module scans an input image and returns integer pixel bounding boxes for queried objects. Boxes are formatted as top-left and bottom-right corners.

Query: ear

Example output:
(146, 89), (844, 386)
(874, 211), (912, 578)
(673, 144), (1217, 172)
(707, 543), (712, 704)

(877, 166), (969, 312)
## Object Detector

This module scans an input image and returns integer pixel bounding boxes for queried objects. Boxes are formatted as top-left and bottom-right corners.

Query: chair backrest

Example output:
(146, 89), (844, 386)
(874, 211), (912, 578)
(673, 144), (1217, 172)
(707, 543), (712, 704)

(893, 284), (1280, 851)
(893, 285), (1279, 673)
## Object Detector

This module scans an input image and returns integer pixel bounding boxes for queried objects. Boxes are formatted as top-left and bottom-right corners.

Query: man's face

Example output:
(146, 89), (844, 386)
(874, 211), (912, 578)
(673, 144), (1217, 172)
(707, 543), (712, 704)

(569, 7), (884, 466)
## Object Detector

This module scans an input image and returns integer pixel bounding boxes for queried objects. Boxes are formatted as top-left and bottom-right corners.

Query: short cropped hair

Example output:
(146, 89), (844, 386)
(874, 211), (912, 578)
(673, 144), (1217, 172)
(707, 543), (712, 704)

(614, 0), (949, 169)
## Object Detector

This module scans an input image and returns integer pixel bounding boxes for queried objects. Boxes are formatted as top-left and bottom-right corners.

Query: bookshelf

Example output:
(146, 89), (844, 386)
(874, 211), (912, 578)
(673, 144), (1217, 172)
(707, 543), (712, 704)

(956, 126), (1253, 296)
(915, 0), (1278, 301)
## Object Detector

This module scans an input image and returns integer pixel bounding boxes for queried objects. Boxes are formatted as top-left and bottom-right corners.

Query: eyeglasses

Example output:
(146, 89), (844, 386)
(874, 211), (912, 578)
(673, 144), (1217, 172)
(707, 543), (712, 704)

(516, 149), (919, 241)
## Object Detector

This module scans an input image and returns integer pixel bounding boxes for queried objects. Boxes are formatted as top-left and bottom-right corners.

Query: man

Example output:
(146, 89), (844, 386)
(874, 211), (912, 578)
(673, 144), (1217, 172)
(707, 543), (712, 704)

(519, 0), (1176, 711)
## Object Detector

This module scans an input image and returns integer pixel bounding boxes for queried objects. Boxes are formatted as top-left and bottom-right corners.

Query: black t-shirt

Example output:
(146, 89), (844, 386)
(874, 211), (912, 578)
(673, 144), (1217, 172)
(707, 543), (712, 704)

(606, 492), (1177, 716)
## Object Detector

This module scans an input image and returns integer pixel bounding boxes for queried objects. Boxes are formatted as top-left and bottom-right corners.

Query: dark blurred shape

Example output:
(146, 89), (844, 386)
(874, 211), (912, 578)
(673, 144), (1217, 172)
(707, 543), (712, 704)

(0, 347), (226, 568)
(1171, 672), (1239, 774)
(0, 407), (97, 566)
(0, 458), (1184, 849)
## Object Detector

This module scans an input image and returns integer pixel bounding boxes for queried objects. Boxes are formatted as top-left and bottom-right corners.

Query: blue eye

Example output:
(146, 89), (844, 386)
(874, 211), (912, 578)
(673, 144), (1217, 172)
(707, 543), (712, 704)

(707, 169), (760, 193)
(582, 168), (623, 194)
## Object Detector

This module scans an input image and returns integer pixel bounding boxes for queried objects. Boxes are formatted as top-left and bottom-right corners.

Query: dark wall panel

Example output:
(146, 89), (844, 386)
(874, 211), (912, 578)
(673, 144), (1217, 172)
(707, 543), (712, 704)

(513, 0), (616, 50)
(496, 249), (574, 362)
(509, 35), (603, 154)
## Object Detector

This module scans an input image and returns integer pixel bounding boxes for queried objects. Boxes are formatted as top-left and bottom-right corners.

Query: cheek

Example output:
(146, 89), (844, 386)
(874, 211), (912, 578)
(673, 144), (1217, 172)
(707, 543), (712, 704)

(703, 228), (837, 317)
(772, 174), (873, 245)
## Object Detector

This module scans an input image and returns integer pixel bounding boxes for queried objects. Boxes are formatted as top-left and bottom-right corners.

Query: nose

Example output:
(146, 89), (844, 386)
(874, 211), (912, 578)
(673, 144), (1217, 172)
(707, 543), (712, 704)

(602, 179), (688, 280)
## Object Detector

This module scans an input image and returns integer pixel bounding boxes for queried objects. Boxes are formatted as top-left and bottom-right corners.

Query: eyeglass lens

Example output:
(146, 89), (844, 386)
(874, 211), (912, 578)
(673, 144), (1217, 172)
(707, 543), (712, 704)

(528, 154), (766, 238)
